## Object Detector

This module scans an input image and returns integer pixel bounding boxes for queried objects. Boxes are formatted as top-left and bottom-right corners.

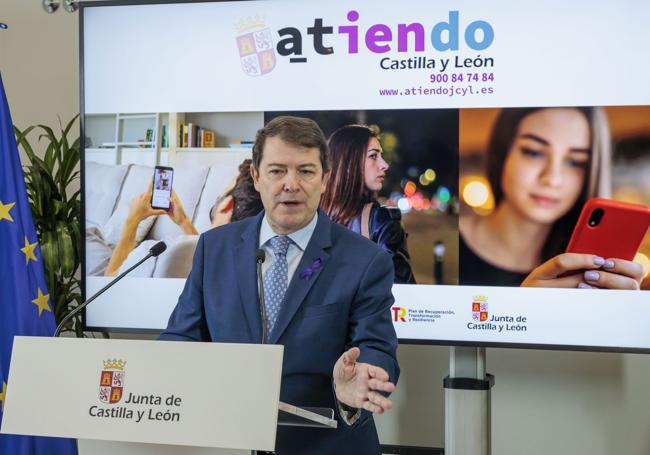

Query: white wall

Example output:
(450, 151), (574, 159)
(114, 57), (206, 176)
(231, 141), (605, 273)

(1, 0), (78, 144)
(3, 2), (650, 454)
(375, 346), (650, 454)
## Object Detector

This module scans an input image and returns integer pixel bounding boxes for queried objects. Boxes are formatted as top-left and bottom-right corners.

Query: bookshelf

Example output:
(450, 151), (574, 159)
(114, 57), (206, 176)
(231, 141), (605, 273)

(84, 112), (261, 167)
(162, 147), (251, 167)
(84, 113), (161, 166)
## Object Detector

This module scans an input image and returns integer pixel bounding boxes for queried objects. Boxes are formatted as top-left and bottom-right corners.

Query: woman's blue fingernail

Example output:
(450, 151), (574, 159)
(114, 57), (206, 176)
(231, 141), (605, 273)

(592, 257), (605, 266)
(585, 271), (600, 281)
(578, 282), (593, 289)
(603, 260), (615, 269)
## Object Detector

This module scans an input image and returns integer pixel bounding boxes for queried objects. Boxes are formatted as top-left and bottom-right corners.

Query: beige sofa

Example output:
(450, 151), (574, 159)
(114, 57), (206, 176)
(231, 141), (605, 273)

(85, 159), (243, 277)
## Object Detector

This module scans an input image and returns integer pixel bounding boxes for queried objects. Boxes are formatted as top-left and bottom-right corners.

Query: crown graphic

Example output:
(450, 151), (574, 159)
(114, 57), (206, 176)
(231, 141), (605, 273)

(473, 295), (488, 302)
(103, 358), (126, 371)
(236, 15), (266, 33)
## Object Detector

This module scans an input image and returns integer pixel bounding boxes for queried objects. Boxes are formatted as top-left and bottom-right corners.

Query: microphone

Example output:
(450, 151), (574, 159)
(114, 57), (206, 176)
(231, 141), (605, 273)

(54, 241), (167, 337)
(150, 240), (167, 257)
(256, 249), (268, 344)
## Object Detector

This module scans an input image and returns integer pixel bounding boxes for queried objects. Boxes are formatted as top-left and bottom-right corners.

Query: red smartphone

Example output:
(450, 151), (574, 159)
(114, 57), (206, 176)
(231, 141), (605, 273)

(566, 198), (650, 260)
(151, 165), (174, 210)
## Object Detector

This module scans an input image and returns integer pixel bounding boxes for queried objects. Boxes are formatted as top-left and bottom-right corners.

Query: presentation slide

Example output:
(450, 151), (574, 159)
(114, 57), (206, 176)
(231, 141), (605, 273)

(81, 0), (650, 350)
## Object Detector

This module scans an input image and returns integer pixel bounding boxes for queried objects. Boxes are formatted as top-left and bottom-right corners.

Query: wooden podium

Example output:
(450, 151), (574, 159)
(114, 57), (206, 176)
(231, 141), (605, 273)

(1, 337), (336, 454)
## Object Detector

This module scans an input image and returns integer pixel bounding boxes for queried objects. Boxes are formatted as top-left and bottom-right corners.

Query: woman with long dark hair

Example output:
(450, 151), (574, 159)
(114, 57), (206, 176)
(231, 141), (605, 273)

(460, 107), (643, 289)
(321, 124), (416, 284)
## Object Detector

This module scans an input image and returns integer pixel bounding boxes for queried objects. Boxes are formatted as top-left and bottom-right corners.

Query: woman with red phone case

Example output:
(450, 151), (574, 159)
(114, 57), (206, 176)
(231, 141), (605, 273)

(460, 107), (646, 290)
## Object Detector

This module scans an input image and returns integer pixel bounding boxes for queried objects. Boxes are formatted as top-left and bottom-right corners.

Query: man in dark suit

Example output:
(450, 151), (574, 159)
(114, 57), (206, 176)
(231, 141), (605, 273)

(160, 116), (399, 454)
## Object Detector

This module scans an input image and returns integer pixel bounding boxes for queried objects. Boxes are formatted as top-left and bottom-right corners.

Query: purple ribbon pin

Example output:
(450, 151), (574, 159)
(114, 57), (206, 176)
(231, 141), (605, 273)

(299, 258), (323, 280)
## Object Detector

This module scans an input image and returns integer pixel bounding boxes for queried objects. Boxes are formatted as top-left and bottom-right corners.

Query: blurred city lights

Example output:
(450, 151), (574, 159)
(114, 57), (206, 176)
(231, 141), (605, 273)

(404, 181), (417, 197)
(438, 187), (451, 204)
(381, 132), (399, 153)
(419, 169), (437, 186)
(460, 176), (495, 216)
(397, 197), (411, 212)
(634, 253), (650, 279)
(407, 191), (431, 211)
(463, 181), (490, 207)
(407, 166), (419, 178)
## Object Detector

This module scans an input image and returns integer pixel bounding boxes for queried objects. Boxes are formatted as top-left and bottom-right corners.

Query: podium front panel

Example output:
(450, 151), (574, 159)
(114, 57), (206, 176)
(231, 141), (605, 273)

(1, 337), (283, 451)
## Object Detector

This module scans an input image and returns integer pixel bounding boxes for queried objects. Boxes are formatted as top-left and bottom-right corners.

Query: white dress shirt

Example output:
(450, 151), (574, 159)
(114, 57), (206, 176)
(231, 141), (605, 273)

(258, 211), (318, 280)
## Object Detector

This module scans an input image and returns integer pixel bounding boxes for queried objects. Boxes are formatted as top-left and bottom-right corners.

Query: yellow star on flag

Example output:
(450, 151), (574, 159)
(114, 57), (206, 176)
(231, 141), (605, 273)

(0, 381), (6, 413)
(0, 200), (15, 222)
(32, 288), (52, 316)
(20, 236), (38, 265)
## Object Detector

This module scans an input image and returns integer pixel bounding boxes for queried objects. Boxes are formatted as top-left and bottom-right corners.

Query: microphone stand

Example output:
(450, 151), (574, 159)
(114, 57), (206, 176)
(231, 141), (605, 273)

(252, 248), (337, 436)
(54, 251), (158, 337)
(256, 250), (268, 344)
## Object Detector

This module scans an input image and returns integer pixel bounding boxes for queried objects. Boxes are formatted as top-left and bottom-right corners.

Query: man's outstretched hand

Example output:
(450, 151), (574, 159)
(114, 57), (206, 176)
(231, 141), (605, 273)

(333, 347), (395, 414)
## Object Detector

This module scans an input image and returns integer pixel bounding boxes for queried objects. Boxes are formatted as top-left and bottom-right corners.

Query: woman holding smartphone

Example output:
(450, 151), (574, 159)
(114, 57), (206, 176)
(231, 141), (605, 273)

(321, 124), (416, 284)
(460, 107), (644, 289)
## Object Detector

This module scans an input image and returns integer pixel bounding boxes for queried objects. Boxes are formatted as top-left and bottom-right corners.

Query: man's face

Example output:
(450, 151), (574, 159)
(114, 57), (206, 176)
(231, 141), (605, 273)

(251, 136), (328, 235)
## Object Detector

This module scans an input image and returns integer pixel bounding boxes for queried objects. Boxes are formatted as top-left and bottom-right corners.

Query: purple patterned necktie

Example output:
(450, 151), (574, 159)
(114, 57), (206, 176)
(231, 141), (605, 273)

(263, 235), (292, 334)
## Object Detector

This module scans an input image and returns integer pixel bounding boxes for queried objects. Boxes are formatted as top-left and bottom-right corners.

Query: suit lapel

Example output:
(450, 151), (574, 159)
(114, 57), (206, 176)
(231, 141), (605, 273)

(269, 211), (332, 344)
(233, 212), (264, 343)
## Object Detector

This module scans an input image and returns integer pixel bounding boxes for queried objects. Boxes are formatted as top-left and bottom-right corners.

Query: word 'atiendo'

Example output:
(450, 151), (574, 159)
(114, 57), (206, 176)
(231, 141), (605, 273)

(277, 10), (494, 63)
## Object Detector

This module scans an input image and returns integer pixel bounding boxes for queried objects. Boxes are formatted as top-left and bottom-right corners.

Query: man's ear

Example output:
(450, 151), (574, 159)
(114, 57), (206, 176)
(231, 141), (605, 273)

(251, 165), (261, 192)
(218, 195), (234, 214)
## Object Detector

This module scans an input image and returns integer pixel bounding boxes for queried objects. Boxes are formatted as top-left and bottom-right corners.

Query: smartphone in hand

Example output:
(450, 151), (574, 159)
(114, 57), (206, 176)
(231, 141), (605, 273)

(151, 165), (174, 210)
(566, 198), (650, 260)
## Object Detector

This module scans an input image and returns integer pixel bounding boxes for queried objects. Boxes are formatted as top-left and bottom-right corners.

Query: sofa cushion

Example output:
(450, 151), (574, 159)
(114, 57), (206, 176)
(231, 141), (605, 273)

(152, 235), (198, 278)
(84, 161), (129, 230)
(116, 239), (158, 277)
(117, 235), (198, 278)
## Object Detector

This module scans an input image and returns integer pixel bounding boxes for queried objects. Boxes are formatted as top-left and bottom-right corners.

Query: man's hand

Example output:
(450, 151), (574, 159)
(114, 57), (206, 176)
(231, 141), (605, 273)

(127, 179), (167, 223)
(333, 347), (395, 414)
(167, 190), (198, 235)
(521, 253), (643, 290)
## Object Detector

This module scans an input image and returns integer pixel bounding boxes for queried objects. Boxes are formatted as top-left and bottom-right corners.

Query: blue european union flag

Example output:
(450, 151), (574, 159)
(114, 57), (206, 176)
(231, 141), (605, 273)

(0, 74), (78, 453)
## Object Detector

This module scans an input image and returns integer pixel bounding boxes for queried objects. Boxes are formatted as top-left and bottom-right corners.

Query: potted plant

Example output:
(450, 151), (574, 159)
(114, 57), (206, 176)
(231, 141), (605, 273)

(14, 115), (83, 336)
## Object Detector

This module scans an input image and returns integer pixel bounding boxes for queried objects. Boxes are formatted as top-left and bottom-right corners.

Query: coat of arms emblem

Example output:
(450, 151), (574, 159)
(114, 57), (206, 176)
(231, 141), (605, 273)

(472, 296), (488, 322)
(236, 16), (276, 76)
(99, 358), (126, 404)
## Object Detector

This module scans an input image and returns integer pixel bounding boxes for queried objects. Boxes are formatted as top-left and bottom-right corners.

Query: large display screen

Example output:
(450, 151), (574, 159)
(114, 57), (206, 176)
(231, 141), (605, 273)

(81, 0), (650, 351)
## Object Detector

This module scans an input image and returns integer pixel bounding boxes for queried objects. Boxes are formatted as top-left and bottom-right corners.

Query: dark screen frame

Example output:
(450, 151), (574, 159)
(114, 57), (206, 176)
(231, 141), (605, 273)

(78, 0), (650, 354)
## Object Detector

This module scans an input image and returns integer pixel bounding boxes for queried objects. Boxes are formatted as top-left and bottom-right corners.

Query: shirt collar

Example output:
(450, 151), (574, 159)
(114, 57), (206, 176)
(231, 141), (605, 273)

(259, 211), (318, 252)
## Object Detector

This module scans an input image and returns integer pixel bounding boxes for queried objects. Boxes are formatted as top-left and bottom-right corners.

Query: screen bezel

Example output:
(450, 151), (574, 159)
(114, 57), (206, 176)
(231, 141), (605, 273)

(78, 0), (650, 354)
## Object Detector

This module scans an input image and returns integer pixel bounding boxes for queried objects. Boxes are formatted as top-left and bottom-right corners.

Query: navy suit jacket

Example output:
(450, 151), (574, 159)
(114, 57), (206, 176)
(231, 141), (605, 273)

(160, 210), (399, 455)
